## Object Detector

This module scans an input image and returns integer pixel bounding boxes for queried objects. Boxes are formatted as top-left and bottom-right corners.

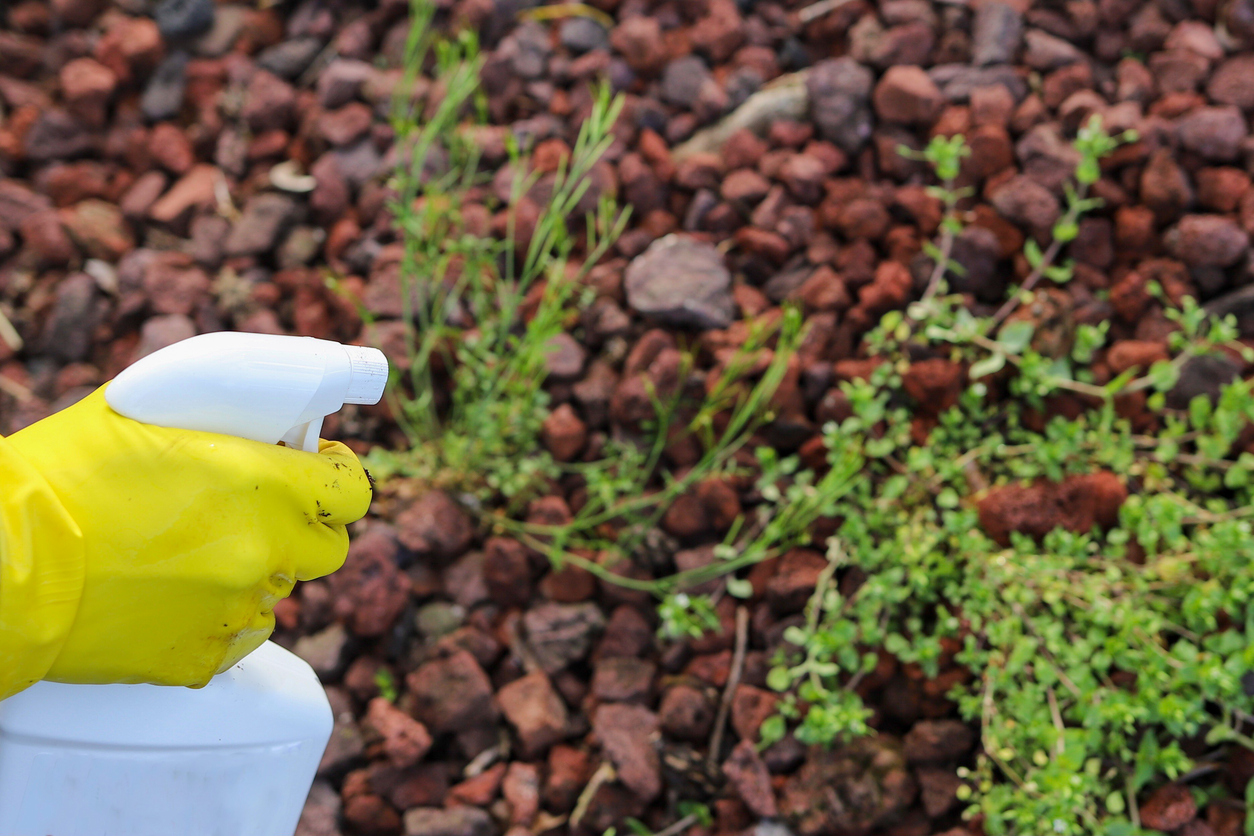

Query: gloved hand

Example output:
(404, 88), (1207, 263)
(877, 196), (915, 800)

(0, 385), (371, 693)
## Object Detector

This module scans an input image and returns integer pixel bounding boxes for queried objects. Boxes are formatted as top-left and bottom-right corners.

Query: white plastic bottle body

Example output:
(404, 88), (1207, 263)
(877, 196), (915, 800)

(0, 641), (331, 836)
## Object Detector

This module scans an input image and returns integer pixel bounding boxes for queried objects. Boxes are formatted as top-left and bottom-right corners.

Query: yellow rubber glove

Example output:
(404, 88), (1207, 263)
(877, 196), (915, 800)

(0, 385), (371, 698)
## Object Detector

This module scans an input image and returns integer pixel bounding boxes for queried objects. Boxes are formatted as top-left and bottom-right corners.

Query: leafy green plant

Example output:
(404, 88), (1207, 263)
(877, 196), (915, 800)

(366, 0), (629, 504)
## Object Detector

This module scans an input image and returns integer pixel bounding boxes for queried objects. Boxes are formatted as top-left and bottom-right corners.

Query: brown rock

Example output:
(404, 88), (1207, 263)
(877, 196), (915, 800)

(447, 762), (505, 807)
(721, 168), (772, 207)
(318, 102), (374, 147)
(327, 526), (410, 637)
(781, 736), (917, 836)
(60, 57), (116, 127)
(61, 199), (133, 261)
(1140, 783), (1197, 832)
(343, 794), (401, 836)
(1140, 149), (1193, 219)
(149, 123), (196, 175)
(977, 471), (1128, 546)
(1177, 106), (1247, 161)
(1208, 55), (1254, 109)
(1166, 215), (1249, 266)
(545, 745), (593, 812)
(592, 703), (662, 802)
(242, 70), (297, 133)
(405, 651), (498, 734)
(19, 210), (74, 266)
(503, 761), (540, 828)
(658, 684), (716, 741)
(364, 698), (432, 769)
(542, 404), (586, 462)
(902, 359), (965, 415)
(873, 65), (943, 125)
(498, 672), (570, 757)
(591, 657), (656, 704)
(917, 766), (962, 817)
(523, 602), (605, 674)
(149, 165), (221, 226)
(1196, 168), (1250, 213)
(903, 720), (975, 763)
(401, 807), (495, 836)
(482, 536), (533, 607)
(609, 16), (665, 74)
(731, 685), (779, 744)
(988, 174), (1061, 237)
(766, 549), (827, 614)
(1106, 340), (1170, 374)
(723, 739), (777, 817)
(95, 16), (163, 84)
(395, 491), (473, 561)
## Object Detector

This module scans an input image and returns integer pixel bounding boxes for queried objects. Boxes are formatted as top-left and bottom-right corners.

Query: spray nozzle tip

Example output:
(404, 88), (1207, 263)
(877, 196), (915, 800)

(342, 345), (388, 405)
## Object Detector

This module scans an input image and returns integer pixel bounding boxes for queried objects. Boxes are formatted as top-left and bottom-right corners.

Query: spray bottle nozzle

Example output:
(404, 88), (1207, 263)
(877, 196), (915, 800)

(106, 333), (389, 452)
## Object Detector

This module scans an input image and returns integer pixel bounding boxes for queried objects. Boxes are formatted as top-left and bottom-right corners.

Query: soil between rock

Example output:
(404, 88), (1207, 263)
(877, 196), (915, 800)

(3, 0), (1254, 835)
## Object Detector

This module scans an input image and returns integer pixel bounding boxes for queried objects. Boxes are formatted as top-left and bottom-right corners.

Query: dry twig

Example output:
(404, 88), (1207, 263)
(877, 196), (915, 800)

(707, 605), (750, 772)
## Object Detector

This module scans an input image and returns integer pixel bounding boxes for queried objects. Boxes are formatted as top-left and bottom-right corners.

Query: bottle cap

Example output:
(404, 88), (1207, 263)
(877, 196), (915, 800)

(341, 345), (389, 405)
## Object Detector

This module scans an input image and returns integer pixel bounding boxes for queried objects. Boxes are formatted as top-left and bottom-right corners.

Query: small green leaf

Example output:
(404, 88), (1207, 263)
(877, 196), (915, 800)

(767, 666), (794, 692)
(1148, 360), (1180, 392)
(1024, 238), (1044, 268)
(998, 321), (1035, 354)
(970, 352), (1007, 379)
(759, 714), (787, 748)
(727, 577), (754, 598)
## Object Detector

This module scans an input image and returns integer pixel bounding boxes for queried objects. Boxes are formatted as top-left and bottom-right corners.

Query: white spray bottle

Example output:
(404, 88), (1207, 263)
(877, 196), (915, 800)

(0, 332), (388, 836)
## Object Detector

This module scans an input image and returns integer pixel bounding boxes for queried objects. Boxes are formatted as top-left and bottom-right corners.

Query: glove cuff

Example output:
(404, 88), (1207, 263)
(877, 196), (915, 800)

(0, 436), (85, 700)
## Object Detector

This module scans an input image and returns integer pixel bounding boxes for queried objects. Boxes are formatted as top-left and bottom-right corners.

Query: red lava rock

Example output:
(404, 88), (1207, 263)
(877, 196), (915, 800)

(1140, 783), (1197, 832)
(988, 174), (1061, 237)
(447, 761), (505, 806)
(237, 68), (293, 134)
(902, 358), (965, 415)
(95, 15), (163, 83)
(917, 765), (962, 817)
(977, 471), (1127, 546)
(609, 16), (666, 75)
(395, 490), (473, 562)
(482, 536), (533, 607)
(364, 697), (433, 770)
(498, 672), (570, 757)
(149, 123), (196, 175)
(140, 253), (210, 316)
(541, 403), (586, 462)
(1166, 215), (1250, 267)
(149, 165), (221, 226)
(225, 192), (301, 258)
(61, 199), (133, 261)
(1106, 340), (1170, 374)
(545, 745), (593, 812)
(523, 601), (605, 674)
(658, 683), (716, 741)
(903, 720), (975, 763)
(766, 548), (827, 614)
(723, 739), (778, 818)
(343, 794), (401, 836)
(661, 477), (740, 538)
(592, 702), (662, 803)
(873, 65), (943, 125)
(721, 168), (772, 207)
(591, 656), (656, 704)
(503, 761), (540, 827)
(405, 650), (498, 734)
(18, 210), (74, 266)
(781, 735), (917, 836)
(1196, 168), (1251, 213)
(857, 260), (913, 316)
(1177, 106), (1246, 161)
(730, 684), (780, 744)
(327, 526), (410, 637)
(60, 57), (116, 128)
(318, 102), (374, 147)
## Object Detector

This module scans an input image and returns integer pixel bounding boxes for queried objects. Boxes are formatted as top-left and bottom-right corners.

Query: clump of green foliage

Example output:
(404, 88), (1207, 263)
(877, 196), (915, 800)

(364, 0), (629, 503)
(755, 119), (1254, 835)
